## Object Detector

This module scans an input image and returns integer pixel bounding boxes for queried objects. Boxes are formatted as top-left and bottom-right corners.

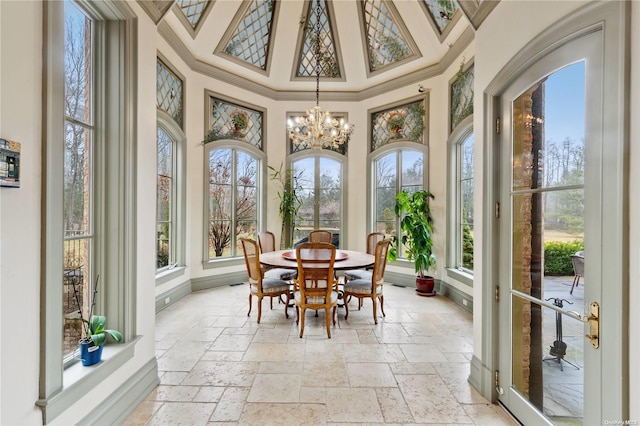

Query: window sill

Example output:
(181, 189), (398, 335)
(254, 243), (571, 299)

(36, 336), (140, 423)
(445, 267), (473, 286)
(202, 256), (245, 270)
(156, 265), (186, 285)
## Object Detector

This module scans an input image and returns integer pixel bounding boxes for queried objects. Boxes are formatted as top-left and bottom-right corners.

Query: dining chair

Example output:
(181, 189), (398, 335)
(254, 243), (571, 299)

(343, 239), (390, 324)
(294, 242), (339, 338)
(257, 231), (297, 281)
(343, 232), (385, 308)
(308, 230), (333, 244)
(570, 250), (584, 295)
(240, 238), (290, 324)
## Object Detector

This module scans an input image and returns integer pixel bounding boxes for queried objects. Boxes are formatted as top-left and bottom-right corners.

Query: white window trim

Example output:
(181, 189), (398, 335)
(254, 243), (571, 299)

(446, 115), (474, 284)
(156, 110), (186, 280)
(368, 141), (429, 260)
(39, 1), (138, 423)
(202, 141), (266, 264)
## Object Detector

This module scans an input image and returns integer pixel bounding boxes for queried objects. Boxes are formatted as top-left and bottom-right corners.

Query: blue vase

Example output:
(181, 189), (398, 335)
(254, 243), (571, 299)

(79, 340), (104, 366)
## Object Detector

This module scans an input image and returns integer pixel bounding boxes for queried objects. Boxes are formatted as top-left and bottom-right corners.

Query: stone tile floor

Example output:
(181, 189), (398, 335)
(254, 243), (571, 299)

(124, 283), (519, 425)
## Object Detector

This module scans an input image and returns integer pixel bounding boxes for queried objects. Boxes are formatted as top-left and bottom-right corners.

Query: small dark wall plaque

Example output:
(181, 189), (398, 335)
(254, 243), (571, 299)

(0, 138), (20, 188)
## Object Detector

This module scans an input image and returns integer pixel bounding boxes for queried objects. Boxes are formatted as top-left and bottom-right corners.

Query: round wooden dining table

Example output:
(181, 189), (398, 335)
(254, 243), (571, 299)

(259, 249), (374, 271)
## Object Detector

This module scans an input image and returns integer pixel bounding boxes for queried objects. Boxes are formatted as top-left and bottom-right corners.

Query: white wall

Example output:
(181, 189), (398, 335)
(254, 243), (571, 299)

(0, 1), (43, 423)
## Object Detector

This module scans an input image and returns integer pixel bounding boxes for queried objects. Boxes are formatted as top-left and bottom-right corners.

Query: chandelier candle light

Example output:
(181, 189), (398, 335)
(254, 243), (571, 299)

(287, 0), (354, 150)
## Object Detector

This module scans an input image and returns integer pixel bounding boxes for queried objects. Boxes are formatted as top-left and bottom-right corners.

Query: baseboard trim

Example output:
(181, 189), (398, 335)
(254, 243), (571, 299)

(78, 357), (159, 426)
(437, 280), (473, 313)
(469, 354), (496, 402)
(190, 271), (247, 291)
(155, 279), (192, 313)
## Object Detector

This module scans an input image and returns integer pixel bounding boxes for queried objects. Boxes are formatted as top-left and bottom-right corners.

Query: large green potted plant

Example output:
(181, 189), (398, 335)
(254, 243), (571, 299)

(268, 164), (303, 249)
(388, 190), (437, 296)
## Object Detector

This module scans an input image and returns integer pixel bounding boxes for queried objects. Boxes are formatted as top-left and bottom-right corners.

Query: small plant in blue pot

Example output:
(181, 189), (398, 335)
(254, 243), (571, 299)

(72, 276), (122, 366)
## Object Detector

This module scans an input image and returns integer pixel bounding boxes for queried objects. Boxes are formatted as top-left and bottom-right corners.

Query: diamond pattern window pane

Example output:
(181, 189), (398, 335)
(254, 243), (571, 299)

(206, 98), (263, 149)
(371, 100), (426, 151)
(451, 64), (474, 131)
(156, 58), (184, 128)
(177, 0), (210, 29)
(297, 0), (340, 78)
(422, 0), (458, 33)
(362, 0), (414, 72)
(224, 0), (276, 70)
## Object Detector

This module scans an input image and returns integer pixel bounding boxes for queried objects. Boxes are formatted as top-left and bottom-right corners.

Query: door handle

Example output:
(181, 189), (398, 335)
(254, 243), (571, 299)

(567, 301), (599, 349)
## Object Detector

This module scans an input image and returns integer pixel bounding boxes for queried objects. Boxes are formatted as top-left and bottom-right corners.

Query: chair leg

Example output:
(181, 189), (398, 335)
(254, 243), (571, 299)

(372, 297), (377, 325)
(379, 295), (386, 318)
(570, 275), (580, 295)
(344, 293), (350, 320)
(247, 294), (252, 317)
(270, 297), (273, 310)
(283, 293), (290, 319)
(299, 308), (306, 338)
(257, 297), (263, 324)
(325, 307), (332, 338)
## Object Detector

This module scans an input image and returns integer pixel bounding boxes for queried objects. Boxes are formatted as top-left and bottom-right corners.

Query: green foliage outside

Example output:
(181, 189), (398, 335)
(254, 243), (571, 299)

(462, 223), (474, 270)
(544, 240), (584, 275)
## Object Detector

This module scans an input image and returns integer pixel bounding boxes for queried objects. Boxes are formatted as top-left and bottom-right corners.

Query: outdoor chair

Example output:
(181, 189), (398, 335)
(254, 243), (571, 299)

(570, 250), (584, 295)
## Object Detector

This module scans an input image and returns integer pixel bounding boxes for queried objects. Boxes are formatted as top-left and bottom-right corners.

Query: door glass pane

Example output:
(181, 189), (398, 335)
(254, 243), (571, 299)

(510, 62), (585, 423)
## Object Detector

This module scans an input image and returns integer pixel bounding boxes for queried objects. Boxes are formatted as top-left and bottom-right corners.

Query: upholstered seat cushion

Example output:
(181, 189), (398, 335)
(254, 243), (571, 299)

(343, 279), (383, 295)
(264, 268), (297, 280)
(294, 290), (339, 306)
(251, 278), (290, 294)
(344, 269), (371, 281)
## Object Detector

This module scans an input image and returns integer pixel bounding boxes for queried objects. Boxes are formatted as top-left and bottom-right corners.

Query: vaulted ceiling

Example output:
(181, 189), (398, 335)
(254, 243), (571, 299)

(140, 0), (497, 96)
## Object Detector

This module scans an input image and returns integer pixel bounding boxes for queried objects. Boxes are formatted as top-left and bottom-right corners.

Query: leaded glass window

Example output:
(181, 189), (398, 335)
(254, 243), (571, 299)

(176, 0), (210, 29)
(206, 98), (263, 149)
(451, 63), (474, 131)
(221, 0), (277, 71)
(371, 100), (425, 151)
(296, 0), (340, 78)
(361, 0), (417, 72)
(421, 0), (458, 34)
(157, 58), (184, 128)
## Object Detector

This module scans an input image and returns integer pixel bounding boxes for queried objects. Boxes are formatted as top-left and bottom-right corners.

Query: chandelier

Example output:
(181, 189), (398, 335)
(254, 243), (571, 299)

(287, 0), (354, 150)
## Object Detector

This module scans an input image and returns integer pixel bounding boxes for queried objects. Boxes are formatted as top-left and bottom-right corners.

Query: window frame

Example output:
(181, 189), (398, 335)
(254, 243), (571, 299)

(289, 149), (346, 247)
(156, 111), (186, 281)
(39, 1), (138, 422)
(446, 115), (474, 285)
(202, 141), (265, 265)
(369, 141), (429, 260)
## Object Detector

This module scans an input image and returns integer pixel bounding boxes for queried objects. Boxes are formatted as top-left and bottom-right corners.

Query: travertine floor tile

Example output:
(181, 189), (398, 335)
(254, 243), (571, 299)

(124, 284), (519, 426)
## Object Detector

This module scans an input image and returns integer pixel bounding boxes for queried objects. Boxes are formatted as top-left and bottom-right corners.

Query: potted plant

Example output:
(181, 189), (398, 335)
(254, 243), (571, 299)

(268, 163), (303, 248)
(388, 190), (437, 296)
(71, 275), (122, 366)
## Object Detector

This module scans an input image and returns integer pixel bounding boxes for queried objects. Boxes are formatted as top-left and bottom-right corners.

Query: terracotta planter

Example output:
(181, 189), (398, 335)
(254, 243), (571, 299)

(416, 276), (436, 296)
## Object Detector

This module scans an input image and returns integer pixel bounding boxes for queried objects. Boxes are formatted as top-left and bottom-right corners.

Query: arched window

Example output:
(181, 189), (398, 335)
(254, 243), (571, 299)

(291, 152), (344, 247)
(447, 117), (474, 278)
(371, 144), (427, 258)
(204, 144), (262, 260)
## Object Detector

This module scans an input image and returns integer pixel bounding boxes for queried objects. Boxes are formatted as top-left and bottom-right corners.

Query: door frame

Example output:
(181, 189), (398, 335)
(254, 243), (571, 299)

(478, 1), (629, 422)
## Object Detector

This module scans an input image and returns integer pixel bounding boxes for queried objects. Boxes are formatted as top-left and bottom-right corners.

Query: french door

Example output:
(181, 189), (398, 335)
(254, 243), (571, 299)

(496, 20), (626, 424)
